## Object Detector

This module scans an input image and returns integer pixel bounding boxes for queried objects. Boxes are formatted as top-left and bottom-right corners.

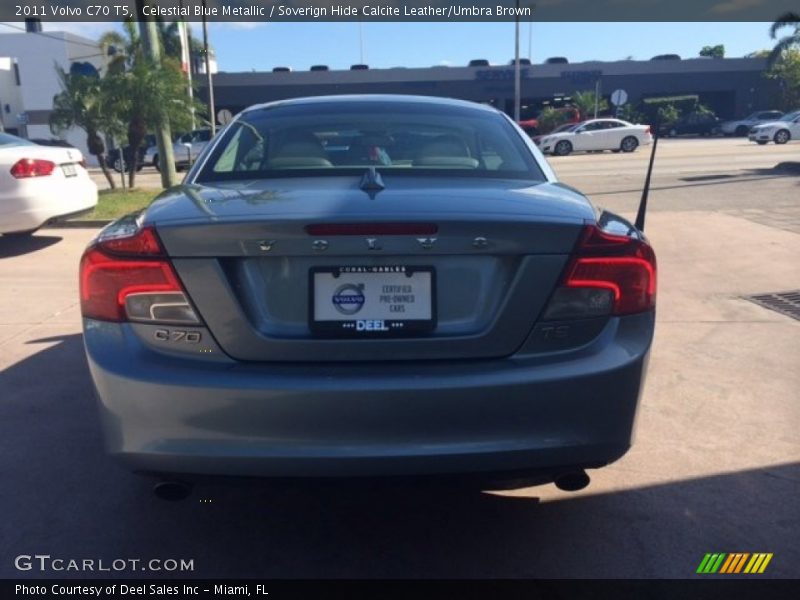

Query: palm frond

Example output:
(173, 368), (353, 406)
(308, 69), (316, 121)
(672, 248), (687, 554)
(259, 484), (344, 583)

(770, 12), (800, 38)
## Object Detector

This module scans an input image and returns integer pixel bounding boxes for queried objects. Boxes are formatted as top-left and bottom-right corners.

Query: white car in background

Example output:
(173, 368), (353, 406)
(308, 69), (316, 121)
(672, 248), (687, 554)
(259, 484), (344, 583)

(537, 119), (653, 156)
(0, 132), (97, 236)
(152, 129), (212, 171)
(719, 110), (784, 137)
(748, 110), (800, 145)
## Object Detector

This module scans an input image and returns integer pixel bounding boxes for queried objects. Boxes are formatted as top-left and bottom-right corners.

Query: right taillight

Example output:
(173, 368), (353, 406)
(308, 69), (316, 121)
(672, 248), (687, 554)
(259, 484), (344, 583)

(79, 225), (200, 324)
(10, 158), (56, 178)
(542, 224), (656, 320)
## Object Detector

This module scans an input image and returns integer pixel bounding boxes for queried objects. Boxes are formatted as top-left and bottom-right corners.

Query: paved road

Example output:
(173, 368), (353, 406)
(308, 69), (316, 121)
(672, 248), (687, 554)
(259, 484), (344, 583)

(5, 140), (799, 579)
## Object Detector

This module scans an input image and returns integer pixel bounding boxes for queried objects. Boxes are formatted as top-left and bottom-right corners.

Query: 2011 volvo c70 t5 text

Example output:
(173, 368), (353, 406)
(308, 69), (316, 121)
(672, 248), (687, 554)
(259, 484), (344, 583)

(80, 96), (656, 497)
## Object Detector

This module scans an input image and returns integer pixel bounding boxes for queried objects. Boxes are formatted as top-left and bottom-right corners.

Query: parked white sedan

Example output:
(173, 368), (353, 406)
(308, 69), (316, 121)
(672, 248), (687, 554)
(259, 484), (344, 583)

(537, 119), (653, 156)
(748, 110), (800, 145)
(0, 132), (97, 235)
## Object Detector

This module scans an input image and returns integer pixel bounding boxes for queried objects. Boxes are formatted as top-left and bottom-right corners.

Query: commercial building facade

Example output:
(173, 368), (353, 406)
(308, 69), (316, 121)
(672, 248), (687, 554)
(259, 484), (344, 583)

(204, 57), (775, 123)
(0, 29), (105, 160)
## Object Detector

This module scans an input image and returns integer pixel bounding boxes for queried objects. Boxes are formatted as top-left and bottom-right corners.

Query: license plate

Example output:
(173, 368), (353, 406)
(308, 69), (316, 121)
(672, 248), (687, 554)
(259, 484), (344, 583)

(61, 164), (77, 177)
(310, 265), (436, 336)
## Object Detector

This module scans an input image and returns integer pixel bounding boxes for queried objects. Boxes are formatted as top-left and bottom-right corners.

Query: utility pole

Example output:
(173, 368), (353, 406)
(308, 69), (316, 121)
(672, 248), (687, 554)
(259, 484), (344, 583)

(202, 0), (216, 136)
(359, 21), (364, 64)
(594, 77), (601, 119)
(136, 0), (177, 187)
(513, 0), (521, 122)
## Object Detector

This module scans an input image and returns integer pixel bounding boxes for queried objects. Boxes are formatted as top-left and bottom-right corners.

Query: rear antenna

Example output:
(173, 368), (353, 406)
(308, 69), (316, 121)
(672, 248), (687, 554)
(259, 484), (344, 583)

(635, 118), (659, 232)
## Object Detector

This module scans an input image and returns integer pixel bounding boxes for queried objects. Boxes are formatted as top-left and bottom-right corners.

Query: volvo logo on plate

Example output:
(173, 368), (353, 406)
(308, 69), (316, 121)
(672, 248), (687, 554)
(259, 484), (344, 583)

(332, 283), (366, 315)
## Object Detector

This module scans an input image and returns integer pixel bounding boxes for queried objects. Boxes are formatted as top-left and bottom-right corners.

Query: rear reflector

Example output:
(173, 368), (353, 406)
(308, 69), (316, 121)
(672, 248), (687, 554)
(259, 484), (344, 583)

(79, 226), (199, 324)
(10, 158), (56, 178)
(305, 223), (438, 236)
(543, 224), (656, 319)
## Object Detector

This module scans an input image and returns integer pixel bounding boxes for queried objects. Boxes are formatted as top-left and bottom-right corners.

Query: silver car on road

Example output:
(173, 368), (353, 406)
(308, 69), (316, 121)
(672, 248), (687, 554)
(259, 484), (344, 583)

(80, 95), (656, 496)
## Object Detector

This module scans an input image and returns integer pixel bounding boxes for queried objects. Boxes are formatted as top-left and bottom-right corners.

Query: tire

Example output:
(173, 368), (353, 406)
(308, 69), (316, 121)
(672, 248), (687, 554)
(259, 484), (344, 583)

(620, 136), (639, 153)
(756, 141), (768, 145)
(112, 157), (124, 173)
(735, 125), (749, 137)
(554, 140), (572, 156)
(611, 149), (621, 153)
(153, 155), (160, 172)
(774, 129), (791, 145)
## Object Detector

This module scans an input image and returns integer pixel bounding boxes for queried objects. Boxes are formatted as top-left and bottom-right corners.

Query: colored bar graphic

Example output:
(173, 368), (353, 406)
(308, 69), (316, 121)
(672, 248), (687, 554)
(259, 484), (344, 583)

(719, 554), (735, 573)
(700, 552), (773, 574)
(758, 553), (773, 573)
(697, 553), (713, 573)
(720, 553), (749, 573)
(734, 553), (750, 573)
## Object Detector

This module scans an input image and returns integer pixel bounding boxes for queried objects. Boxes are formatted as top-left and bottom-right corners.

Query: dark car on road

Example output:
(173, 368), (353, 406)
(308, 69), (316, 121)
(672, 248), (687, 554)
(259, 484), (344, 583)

(660, 112), (721, 137)
(79, 95), (657, 498)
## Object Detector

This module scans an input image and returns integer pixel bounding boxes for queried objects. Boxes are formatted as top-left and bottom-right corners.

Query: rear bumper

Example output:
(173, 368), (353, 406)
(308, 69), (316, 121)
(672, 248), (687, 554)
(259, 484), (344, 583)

(0, 177), (97, 234)
(83, 312), (653, 479)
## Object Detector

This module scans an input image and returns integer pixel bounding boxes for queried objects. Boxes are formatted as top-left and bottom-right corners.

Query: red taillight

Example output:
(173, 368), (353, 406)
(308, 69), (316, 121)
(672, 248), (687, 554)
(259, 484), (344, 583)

(305, 223), (438, 236)
(563, 225), (656, 316)
(10, 158), (56, 178)
(542, 224), (656, 320)
(79, 226), (191, 322)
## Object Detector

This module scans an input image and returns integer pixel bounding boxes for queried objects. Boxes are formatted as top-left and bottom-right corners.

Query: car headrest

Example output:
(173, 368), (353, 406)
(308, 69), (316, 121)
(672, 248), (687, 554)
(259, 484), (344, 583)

(273, 132), (327, 159)
(416, 134), (471, 160)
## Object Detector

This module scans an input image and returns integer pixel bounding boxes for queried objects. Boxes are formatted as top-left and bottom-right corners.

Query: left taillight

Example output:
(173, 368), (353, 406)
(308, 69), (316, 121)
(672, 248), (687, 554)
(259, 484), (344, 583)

(79, 226), (200, 324)
(10, 158), (56, 178)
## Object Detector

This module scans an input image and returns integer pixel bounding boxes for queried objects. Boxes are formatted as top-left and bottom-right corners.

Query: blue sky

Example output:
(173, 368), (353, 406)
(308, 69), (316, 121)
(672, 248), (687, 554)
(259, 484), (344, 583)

(5, 21), (778, 71)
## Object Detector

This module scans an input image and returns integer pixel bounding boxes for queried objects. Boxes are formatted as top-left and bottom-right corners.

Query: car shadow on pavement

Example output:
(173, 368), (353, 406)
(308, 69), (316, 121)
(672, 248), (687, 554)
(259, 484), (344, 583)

(1, 334), (797, 579)
(0, 234), (62, 258)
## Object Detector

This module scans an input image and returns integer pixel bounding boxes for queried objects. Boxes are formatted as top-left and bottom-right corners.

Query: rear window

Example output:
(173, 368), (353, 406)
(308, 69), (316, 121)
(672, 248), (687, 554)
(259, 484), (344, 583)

(194, 101), (546, 182)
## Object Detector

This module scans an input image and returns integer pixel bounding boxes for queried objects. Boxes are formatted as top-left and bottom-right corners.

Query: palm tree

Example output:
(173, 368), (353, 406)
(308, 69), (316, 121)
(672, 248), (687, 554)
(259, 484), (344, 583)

(98, 20), (201, 187)
(50, 68), (117, 189)
(769, 12), (800, 65)
(572, 90), (608, 119)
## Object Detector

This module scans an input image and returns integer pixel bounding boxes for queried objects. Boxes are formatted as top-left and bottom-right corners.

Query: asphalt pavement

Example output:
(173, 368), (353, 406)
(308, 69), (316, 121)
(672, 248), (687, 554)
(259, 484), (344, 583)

(3, 137), (799, 578)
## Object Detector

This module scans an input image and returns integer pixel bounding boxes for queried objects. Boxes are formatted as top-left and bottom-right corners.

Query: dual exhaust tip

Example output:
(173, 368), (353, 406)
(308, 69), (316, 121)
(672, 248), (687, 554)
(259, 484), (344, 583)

(152, 470), (590, 500)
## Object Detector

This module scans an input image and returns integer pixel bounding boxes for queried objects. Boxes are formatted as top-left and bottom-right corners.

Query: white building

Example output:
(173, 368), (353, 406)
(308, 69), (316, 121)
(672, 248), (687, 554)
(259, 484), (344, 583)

(0, 27), (105, 163)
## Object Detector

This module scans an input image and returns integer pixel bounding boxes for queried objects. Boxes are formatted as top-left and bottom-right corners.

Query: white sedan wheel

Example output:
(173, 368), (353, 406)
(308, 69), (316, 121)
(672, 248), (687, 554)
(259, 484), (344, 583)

(620, 136), (639, 153)
(774, 130), (790, 145)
